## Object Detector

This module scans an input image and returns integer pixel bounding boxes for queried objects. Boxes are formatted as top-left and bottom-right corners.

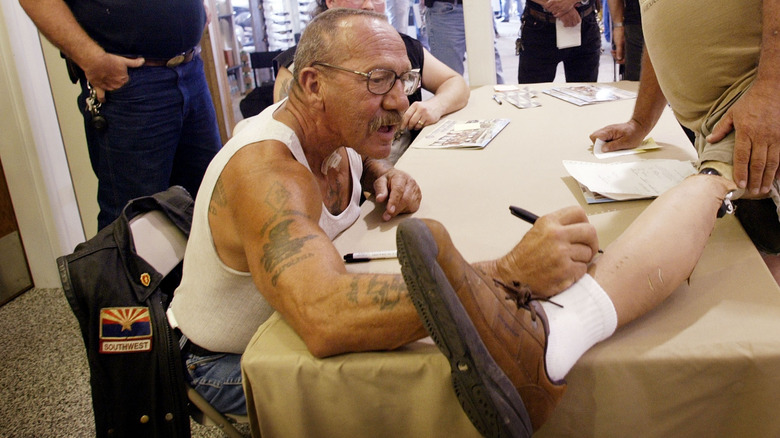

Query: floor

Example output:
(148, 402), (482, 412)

(0, 231), (33, 305)
(0, 286), (248, 437)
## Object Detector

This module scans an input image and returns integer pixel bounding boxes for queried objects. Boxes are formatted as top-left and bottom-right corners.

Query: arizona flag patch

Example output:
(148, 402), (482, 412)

(99, 307), (153, 353)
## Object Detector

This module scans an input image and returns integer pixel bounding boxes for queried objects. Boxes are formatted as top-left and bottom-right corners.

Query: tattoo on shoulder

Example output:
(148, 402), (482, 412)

(209, 177), (228, 216)
(265, 181), (291, 211)
(261, 218), (316, 286)
(260, 181), (309, 233)
(247, 182), (320, 285)
(277, 78), (292, 101)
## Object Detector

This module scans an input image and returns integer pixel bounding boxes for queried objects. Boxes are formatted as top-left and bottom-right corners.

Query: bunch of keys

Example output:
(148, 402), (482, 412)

(85, 82), (107, 131)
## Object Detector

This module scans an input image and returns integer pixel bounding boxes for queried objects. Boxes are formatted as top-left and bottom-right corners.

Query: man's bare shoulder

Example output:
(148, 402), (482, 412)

(217, 140), (320, 210)
(208, 140), (323, 270)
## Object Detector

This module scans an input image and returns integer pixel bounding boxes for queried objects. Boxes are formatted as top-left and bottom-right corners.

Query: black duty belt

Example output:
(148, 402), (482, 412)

(144, 46), (200, 68)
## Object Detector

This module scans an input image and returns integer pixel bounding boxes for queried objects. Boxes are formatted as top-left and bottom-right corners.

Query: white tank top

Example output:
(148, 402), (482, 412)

(170, 100), (363, 353)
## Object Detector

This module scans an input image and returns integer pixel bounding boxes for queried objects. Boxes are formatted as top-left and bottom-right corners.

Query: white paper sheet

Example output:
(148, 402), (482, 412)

(562, 159), (696, 200)
(556, 19), (581, 49)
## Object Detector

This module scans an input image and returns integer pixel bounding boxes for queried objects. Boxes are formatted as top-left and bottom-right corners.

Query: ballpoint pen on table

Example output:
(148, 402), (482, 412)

(343, 250), (398, 263)
(509, 205), (603, 253)
(492, 94), (503, 105)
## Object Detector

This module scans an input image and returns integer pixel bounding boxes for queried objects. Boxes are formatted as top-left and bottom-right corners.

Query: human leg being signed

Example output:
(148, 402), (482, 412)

(397, 173), (735, 437)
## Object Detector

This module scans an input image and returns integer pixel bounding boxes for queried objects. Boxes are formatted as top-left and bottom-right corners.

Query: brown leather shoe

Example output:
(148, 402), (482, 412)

(397, 218), (566, 437)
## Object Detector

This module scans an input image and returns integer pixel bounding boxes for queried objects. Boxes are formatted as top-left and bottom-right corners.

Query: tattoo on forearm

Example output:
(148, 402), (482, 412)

(261, 218), (316, 286)
(364, 275), (405, 311)
(347, 277), (359, 304)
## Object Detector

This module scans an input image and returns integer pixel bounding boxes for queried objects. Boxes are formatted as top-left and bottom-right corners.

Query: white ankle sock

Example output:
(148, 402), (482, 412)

(539, 274), (617, 381)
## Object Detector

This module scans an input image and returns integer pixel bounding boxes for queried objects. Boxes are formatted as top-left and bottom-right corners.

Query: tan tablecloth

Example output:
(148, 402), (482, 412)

(243, 312), (481, 437)
(242, 83), (780, 438)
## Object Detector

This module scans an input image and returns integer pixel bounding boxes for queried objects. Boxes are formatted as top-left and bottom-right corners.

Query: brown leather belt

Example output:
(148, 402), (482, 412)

(526, 5), (594, 24)
(144, 46), (200, 68)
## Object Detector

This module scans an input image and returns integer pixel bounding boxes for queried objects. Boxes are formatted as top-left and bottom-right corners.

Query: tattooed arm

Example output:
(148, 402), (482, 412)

(362, 157), (423, 221)
(209, 142), (427, 358)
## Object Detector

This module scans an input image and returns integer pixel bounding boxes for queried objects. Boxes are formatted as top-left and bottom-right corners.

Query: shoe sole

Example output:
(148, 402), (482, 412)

(397, 219), (533, 438)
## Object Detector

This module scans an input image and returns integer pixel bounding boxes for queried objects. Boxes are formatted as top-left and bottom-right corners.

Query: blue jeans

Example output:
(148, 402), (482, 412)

(517, 9), (601, 83)
(184, 351), (247, 415)
(424, 1), (505, 84)
(78, 56), (221, 230)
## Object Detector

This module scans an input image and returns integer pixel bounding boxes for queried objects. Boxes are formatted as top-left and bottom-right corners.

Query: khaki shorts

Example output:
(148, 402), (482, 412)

(694, 87), (751, 171)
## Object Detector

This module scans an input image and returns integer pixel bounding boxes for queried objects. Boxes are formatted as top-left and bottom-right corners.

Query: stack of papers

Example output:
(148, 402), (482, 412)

(562, 159), (697, 203)
(501, 91), (541, 109)
(412, 119), (510, 149)
(493, 86), (541, 109)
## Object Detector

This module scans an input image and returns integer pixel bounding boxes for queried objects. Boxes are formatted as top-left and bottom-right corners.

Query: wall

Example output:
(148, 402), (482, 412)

(40, 39), (100, 237)
(464, 0), (496, 86)
(0, 0), (85, 288)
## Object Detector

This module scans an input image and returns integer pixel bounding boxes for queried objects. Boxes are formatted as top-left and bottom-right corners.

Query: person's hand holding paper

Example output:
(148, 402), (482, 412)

(589, 118), (650, 153)
(593, 138), (661, 159)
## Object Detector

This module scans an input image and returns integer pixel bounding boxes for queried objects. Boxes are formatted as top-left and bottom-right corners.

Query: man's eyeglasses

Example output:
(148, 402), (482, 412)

(312, 62), (421, 96)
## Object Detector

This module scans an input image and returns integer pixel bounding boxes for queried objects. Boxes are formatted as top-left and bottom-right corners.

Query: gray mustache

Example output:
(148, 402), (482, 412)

(369, 111), (403, 132)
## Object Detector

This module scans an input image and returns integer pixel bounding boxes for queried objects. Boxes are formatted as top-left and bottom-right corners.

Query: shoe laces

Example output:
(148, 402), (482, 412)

(493, 279), (562, 322)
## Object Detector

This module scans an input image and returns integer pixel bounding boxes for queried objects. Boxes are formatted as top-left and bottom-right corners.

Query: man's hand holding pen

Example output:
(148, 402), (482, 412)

(498, 206), (600, 297)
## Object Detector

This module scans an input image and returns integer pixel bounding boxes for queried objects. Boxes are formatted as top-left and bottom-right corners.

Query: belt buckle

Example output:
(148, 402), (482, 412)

(166, 54), (186, 68)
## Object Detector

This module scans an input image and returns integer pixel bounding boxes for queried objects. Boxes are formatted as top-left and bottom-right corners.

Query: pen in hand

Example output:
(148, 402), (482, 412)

(509, 205), (603, 254)
(509, 205), (538, 224)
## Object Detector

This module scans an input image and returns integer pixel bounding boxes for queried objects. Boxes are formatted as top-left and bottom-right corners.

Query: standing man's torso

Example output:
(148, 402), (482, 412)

(65, 0), (206, 58)
(640, 0), (761, 129)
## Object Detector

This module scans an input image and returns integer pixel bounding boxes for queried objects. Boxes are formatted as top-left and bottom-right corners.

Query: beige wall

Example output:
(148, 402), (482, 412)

(0, 0), (84, 287)
(41, 40), (100, 237)
(463, 0), (496, 86)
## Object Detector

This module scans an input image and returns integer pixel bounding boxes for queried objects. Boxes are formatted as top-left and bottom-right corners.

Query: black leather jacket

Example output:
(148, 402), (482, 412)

(58, 186), (193, 438)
